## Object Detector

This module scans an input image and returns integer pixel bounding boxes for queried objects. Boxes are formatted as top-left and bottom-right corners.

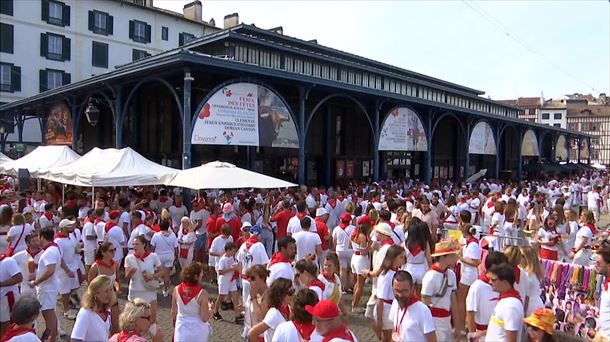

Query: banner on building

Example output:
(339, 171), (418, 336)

(45, 102), (73, 145)
(521, 129), (540, 157)
(468, 121), (496, 155)
(580, 139), (589, 159)
(191, 82), (299, 148)
(378, 107), (427, 151)
(555, 135), (568, 161)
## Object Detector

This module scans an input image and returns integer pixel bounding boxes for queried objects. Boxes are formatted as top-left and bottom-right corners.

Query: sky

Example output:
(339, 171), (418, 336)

(154, 0), (610, 101)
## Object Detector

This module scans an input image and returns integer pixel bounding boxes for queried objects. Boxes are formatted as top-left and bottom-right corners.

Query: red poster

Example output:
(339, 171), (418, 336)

(346, 160), (354, 178)
(336, 160), (345, 178)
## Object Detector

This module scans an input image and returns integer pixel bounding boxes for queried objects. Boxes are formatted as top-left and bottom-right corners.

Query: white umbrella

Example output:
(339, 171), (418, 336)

(591, 162), (606, 170)
(167, 161), (298, 189)
(465, 169), (487, 184)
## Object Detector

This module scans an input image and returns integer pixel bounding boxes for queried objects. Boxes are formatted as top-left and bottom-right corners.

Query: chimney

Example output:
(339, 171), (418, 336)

(269, 26), (283, 35)
(209, 18), (215, 27)
(224, 13), (239, 29)
(183, 0), (202, 22)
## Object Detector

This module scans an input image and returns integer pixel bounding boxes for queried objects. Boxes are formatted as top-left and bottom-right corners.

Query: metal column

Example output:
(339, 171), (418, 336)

(464, 120), (471, 181)
(16, 114), (24, 158)
(577, 138), (582, 163)
(182, 69), (193, 206)
(424, 113), (433, 184)
(517, 128), (523, 180)
(494, 126), (500, 179)
(298, 87), (306, 185)
(114, 86), (123, 148)
(324, 105), (332, 186)
(70, 103), (79, 152)
(373, 101), (380, 182)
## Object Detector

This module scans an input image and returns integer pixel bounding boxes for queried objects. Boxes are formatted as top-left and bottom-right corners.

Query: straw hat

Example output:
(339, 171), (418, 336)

(374, 222), (394, 237)
(523, 308), (554, 335)
(430, 240), (460, 257)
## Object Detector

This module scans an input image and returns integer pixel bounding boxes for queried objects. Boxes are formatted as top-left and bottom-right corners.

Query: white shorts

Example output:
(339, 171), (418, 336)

(405, 263), (427, 284)
(58, 271), (79, 295)
(373, 302), (393, 330)
(336, 250), (353, 269)
(128, 290), (157, 304)
(433, 316), (453, 342)
(218, 275), (237, 295)
(351, 254), (370, 275)
(208, 256), (217, 268)
(158, 253), (175, 268)
(84, 250), (95, 266)
(0, 291), (19, 322)
(37, 290), (58, 311)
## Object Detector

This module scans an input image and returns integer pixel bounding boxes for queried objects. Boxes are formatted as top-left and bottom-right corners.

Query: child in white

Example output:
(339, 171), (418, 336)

(213, 242), (242, 321)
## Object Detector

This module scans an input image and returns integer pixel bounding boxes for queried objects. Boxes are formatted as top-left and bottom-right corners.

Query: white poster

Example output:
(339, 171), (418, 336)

(191, 82), (299, 148)
(580, 140), (589, 159)
(378, 107), (428, 151)
(555, 135), (568, 161)
(521, 129), (540, 157)
(469, 121), (496, 155)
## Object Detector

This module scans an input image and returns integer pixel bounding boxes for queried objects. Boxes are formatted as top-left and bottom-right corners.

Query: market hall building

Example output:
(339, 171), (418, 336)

(0, 24), (594, 186)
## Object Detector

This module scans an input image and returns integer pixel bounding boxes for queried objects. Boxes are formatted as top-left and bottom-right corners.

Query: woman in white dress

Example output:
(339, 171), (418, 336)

(176, 217), (196, 269)
(519, 246), (545, 316)
(572, 210), (596, 266)
(402, 219), (432, 294)
(150, 220), (177, 297)
(71, 275), (116, 342)
(350, 216), (371, 312)
(171, 262), (210, 342)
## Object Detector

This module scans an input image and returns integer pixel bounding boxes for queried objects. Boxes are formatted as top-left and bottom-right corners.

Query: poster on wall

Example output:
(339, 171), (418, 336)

(521, 130), (540, 157)
(469, 121), (496, 155)
(346, 160), (354, 178)
(580, 140), (589, 159)
(191, 82), (299, 148)
(378, 107), (428, 151)
(555, 135), (568, 161)
(363, 161), (370, 177)
(336, 160), (345, 178)
(45, 102), (73, 145)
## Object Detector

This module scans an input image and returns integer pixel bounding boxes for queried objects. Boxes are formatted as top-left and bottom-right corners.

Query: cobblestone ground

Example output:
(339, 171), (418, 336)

(42, 213), (610, 342)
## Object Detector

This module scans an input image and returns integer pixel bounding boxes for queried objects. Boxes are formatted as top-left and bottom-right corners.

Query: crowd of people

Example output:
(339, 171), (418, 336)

(0, 173), (609, 342)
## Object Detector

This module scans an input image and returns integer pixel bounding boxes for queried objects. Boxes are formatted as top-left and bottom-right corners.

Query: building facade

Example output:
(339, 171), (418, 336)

(0, 0), (221, 144)
(566, 94), (610, 164)
(539, 100), (567, 128)
(499, 97), (542, 123)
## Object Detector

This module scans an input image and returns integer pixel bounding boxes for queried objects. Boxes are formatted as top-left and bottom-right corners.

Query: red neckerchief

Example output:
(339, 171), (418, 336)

(245, 236), (259, 249)
(486, 201), (495, 208)
(105, 221), (117, 233)
(159, 196), (168, 203)
(479, 273), (492, 285)
(431, 264), (447, 274)
(174, 203), (182, 208)
(83, 217), (93, 224)
(54, 232), (69, 239)
(95, 258), (115, 269)
(94, 218), (105, 226)
(308, 278), (326, 291)
(293, 321), (315, 341)
(466, 237), (479, 246)
(339, 222), (349, 230)
(337, 196), (345, 202)
(115, 331), (141, 342)
(322, 325), (354, 342)
(321, 272), (335, 283)
(381, 238), (394, 246)
(181, 226), (189, 236)
(42, 241), (59, 251)
(177, 282), (201, 305)
(403, 295), (419, 309)
(0, 324), (36, 342)
(277, 305), (291, 320)
(43, 212), (53, 221)
(603, 278), (609, 291)
(499, 288), (522, 302)
(407, 243), (422, 256)
(458, 199), (466, 205)
(513, 266), (521, 283)
(133, 251), (150, 262)
(268, 252), (291, 267)
(328, 199), (337, 209)
(496, 209), (504, 215)
(26, 248), (41, 258)
(297, 212), (307, 220)
(584, 223), (597, 235)
(350, 228), (360, 241)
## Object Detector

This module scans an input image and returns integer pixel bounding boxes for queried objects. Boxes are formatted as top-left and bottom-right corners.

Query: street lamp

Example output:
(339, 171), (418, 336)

(85, 98), (100, 127)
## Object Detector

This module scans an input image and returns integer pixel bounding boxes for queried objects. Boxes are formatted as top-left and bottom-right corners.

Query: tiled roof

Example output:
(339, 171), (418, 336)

(567, 104), (610, 117)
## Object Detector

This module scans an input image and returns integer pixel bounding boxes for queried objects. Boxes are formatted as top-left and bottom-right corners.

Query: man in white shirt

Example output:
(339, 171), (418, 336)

(292, 217), (322, 261)
(38, 203), (57, 231)
(588, 186), (602, 223)
(11, 233), (42, 299)
(236, 224), (269, 301)
(169, 195), (189, 228)
(594, 244), (610, 340)
(32, 228), (61, 342)
(81, 209), (97, 273)
(305, 299), (358, 342)
(0, 253), (22, 333)
(105, 210), (125, 270)
(287, 201), (316, 235)
(118, 198), (131, 241)
(389, 270), (436, 342)
(485, 263), (524, 342)
(190, 198), (209, 264)
(54, 219), (80, 320)
(267, 236), (296, 287)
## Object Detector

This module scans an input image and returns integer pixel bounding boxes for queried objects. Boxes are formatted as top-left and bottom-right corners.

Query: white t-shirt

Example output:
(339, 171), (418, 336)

(209, 235), (233, 266)
(36, 244), (61, 293)
(190, 209), (209, 235)
(7, 224), (34, 254)
(262, 307), (286, 342)
(292, 231), (321, 261)
(217, 254), (238, 274)
(465, 279), (499, 328)
(82, 221), (97, 254)
(70, 307), (111, 342)
(575, 225), (593, 247)
(389, 299), (435, 342)
(38, 214), (56, 230)
(421, 268), (457, 312)
(587, 191), (600, 208)
(237, 241), (270, 274)
(287, 215), (316, 235)
(169, 205), (189, 228)
(124, 252), (161, 292)
(0, 256), (20, 297)
(94, 220), (106, 243)
(3, 332), (41, 341)
(119, 211), (131, 235)
(461, 240), (481, 284)
(105, 226), (125, 262)
(485, 297), (524, 341)
(150, 231), (178, 256)
(538, 229), (559, 252)
(272, 321), (323, 342)
(267, 260), (294, 287)
(600, 283), (610, 339)
(12, 249), (41, 293)
(54, 235), (77, 272)
(332, 226), (353, 252)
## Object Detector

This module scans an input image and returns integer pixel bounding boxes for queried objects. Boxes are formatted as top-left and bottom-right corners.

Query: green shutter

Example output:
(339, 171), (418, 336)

(62, 72), (70, 85)
(88, 11), (94, 31)
(0, 0), (13, 16)
(145, 23), (151, 43)
(0, 23), (13, 54)
(62, 3), (70, 26)
(129, 20), (134, 40)
(62, 36), (70, 61)
(39, 69), (47, 92)
(107, 15), (113, 35)
(40, 33), (48, 57)
(11, 66), (20, 92)
(179, 33), (184, 46)
(41, 0), (49, 22)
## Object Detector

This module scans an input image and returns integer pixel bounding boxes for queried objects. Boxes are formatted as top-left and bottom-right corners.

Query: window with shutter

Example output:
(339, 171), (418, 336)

(46, 0), (64, 26)
(161, 27), (168, 41)
(92, 41), (108, 68)
(47, 33), (63, 60)
(45, 69), (63, 90)
(39, 69), (47, 92)
(0, 63), (12, 92)
(90, 11), (110, 35)
(130, 20), (148, 43)
(132, 49), (149, 61)
(0, 23), (13, 54)
(0, 0), (13, 16)
(11, 66), (20, 92)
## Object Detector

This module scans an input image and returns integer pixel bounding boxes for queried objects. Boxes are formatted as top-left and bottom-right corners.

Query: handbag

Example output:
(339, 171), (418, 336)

(135, 256), (162, 291)
(5, 224), (26, 257)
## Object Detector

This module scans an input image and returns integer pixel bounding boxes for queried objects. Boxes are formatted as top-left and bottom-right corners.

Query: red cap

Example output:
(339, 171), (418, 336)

(305, 300), (340, 319)
(357, 215), (372, 225)
(109, 210), (120, 220)
(339, 213), (352, 223)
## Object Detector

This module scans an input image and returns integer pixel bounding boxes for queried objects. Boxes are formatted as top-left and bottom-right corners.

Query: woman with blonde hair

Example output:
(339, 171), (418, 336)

(108, 299), (163, 342)
(519, 246), (545, 316)
(70, 275), (117, 342)
(159, 209), (175, 233)
(176, 217), (196, 269)
(87, 242), (120, 333)
(504, 246), (530, 312)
